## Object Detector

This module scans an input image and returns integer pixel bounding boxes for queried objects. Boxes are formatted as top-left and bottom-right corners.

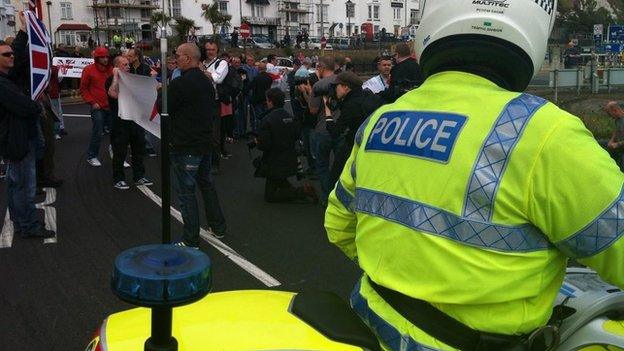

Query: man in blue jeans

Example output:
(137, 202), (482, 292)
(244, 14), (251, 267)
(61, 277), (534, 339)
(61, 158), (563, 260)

(169, 43), (227, 248)
(0, 36), (54, 239)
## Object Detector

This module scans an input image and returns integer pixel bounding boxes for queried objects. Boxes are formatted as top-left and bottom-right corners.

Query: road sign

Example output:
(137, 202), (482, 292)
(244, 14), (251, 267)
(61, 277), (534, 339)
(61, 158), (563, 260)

(594, 24), (604, 35)
(594, 34), (603, 47)
(609, 25), (624, 42)
(240, 23), (250, 39)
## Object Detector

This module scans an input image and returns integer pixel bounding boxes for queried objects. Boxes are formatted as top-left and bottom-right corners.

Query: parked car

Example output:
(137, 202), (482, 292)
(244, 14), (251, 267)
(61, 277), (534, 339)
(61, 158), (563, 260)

(135, 40), (153, 51)
(238, 36), (275, 49)
(308, 37), (333, 50)
(328, 37), (351, 50)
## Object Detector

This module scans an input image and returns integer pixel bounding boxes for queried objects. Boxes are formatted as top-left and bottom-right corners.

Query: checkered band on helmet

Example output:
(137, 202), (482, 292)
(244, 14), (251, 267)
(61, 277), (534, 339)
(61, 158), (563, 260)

(535, 0), (555, 15)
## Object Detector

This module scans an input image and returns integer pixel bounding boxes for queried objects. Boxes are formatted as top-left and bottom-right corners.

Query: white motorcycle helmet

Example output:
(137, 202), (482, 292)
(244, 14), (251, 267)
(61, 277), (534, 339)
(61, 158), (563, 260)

(415, 0), (557, 91)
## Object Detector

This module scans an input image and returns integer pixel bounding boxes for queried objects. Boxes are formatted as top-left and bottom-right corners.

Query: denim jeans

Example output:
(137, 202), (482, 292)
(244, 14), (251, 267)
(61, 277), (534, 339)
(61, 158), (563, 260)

(50, 98), (64, 132)
(171, 153), (226, 246)
(251, 103), (267, 133)
(313, 130), (344, 200)
(7, 139), (40, 234)
(87, 108), (109, 159)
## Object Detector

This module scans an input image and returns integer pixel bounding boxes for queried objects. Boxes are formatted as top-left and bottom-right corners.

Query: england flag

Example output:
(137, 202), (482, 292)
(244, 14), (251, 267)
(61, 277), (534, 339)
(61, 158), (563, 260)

(25, 10), (52, 100)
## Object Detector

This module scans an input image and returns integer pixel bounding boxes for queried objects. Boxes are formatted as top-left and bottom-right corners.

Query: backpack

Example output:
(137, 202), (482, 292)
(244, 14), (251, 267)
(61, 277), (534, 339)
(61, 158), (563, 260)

(215, 59), (242, 102)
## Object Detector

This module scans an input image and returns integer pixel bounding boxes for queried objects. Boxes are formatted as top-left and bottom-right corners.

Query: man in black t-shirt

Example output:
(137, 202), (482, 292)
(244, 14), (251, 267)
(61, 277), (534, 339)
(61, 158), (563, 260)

(106, 55), (152, 190)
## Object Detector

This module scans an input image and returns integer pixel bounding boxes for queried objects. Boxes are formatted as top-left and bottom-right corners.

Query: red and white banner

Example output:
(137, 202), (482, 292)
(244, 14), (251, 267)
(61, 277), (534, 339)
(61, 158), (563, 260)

(117, 70), (160, 138)
(52, 57), (94, 78)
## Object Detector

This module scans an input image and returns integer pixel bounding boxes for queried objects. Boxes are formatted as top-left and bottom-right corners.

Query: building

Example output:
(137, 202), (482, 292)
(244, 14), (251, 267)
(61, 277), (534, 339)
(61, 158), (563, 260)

(91, 0), (159, 46)
(0, 0), (16, 40)
(181, 0), (420, 42)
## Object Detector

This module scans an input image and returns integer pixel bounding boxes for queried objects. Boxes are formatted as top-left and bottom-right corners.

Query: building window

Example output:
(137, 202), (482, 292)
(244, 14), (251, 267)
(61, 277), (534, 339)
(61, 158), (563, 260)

(251, 4), (265, 17)
(170, 0), (181, 18)
(410, 9), (418, 24)
(140, 0), (152, 19)
(368, 5), (379, 20)
(374, 25), (379, 33)
(107, 0), (121, 18)
(287, 2), (299, 23)
(316, 4), (328, 22)
(59, 30), (75, 46)
(393, 7), (401, 20)
(60, 2), (72, 20)
(219, 1), (228, 15)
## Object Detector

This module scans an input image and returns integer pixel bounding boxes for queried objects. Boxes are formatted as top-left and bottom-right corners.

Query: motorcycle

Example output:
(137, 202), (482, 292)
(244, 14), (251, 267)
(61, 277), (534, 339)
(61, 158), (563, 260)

(84, 246), (624, 351)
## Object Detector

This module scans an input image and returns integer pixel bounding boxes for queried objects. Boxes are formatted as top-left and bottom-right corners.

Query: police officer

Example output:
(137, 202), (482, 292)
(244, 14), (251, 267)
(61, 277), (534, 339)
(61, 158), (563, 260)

(325, 1), (624, 350)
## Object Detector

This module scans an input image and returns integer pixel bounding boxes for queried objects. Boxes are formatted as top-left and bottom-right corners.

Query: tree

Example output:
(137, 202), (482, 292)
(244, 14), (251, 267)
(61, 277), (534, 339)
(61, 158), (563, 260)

(201, 1), (232, 40)
(150, 11), (171, 27)
(558, 0), (616, 34)
(173, 16), (196, 45)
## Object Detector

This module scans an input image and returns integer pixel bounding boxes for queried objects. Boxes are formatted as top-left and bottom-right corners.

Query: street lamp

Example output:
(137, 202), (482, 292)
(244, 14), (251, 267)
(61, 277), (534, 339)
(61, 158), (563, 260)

(45, 1), (53, 46)
(346, 0), (352, 38)
(93, 0), (100, 45)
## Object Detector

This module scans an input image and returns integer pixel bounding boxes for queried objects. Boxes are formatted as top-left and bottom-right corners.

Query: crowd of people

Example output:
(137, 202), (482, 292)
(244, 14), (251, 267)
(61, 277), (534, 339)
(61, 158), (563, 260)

(0, 10), (425, 249)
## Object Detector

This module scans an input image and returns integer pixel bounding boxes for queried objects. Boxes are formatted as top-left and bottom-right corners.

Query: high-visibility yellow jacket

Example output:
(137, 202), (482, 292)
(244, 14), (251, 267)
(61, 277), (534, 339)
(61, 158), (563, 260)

(325, 71), (624, 350)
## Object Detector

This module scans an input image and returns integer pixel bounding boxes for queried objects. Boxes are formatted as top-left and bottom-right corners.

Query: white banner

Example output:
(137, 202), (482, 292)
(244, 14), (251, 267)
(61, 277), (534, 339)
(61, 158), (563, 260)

(117, 70), (161, 139)
(52, 57), (94, 78)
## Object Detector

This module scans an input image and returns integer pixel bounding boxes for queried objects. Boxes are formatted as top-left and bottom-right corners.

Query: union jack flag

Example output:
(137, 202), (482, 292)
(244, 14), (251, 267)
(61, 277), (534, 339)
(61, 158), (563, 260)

(25, 10), (52, 100)
(28, 0), (36, 11)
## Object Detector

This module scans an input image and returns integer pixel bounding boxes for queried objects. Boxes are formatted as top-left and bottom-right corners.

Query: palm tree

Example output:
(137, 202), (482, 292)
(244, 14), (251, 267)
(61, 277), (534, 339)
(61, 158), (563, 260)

(150, 11), (171, 27)
(201, 1), (232, 40)
(173, 16), (196, 44)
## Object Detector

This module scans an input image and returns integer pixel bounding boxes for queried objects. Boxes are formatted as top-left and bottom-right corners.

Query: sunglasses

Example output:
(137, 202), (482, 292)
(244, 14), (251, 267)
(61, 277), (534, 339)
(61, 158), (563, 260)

(1, 52), (14, 58)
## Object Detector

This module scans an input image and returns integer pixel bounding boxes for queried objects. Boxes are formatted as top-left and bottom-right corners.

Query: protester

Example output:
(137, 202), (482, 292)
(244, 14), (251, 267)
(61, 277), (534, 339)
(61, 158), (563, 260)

(231, 29), (239, 49)
(387, 42), (424, 102)
(169, 43), (227, 246)
(80, 46), (112, 166)
(106, 55), (153, 190)
(203, 40), (229, 173)
(0, 27), (54, 238)
(606, 101), (624, 170)
(362, 56), (392, 94)
(36, 95), (63, 189)
(250, 62), (273, 132)
(127, 48), (158, 157)
(301, 56), (339, 203)
(266, 54), (278, 74)
(49, 65), (67, 138)
(255, 88), (317, 203)
(326, 71), (381, 188)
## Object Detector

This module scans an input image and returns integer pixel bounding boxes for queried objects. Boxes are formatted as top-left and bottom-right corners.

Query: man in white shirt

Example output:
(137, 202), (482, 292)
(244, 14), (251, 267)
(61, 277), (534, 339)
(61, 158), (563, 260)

(362, 56), (392, 94)
(202, 40), (229, 172)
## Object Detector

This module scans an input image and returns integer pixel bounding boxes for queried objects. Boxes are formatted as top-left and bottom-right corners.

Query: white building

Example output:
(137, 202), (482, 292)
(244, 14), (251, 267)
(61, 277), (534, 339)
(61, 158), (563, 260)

(181, 0), (420, 42)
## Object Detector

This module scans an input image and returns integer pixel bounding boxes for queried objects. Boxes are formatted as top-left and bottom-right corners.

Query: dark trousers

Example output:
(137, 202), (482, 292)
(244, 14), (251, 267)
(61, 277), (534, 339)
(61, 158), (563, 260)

(36, 112), (55, 183)
(211, 114), (222, 168)
(112, 118), (146, 182)
(171, 153), (226, 246)
(264, 178), (305, 203)
(329, 140), (354, 191)
(7, 139), (40, 233)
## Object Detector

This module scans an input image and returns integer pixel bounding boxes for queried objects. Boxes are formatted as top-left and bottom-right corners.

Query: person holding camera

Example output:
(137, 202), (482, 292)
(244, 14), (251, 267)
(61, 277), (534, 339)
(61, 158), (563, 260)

(252, 88), (318, 203)
(387, 42), (424, 103)
(325, 72), (381, 189)
(299, 56), (340, 203)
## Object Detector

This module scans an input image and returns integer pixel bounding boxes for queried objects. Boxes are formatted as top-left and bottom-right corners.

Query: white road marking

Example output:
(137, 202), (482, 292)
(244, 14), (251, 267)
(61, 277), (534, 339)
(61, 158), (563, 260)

(137, 186), (281, 287)
(0, 211), (14, 248)
(63, 113), (90, 118)
(35, 188), (58, 244)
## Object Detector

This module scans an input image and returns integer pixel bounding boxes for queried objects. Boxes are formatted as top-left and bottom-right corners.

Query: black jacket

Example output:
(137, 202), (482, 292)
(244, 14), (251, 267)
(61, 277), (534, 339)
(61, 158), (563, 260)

(251, 72), (273, 105)
(256, 107), (301, 179)
(327, 87), (381, 146)
(0, 72), (42, 161)
(388, 57), (424, 102)
(130, 62), (152, 77)
(168, 67), (217, 155)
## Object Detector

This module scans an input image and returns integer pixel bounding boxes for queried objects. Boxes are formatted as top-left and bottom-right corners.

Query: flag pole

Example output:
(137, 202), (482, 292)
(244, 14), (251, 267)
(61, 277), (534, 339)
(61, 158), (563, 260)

(160, 0), (171, 244)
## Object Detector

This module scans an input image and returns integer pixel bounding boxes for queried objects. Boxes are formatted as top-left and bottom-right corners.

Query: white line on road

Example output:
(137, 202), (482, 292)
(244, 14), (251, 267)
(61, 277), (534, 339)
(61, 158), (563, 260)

(0, 211), (14, 248)
(137, 186), (281, 287)
(63, 113), (90, 118)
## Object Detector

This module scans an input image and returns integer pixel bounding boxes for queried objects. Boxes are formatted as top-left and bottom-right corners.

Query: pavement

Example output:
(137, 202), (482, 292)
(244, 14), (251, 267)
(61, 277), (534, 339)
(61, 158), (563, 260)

(0, 104), (361, 350)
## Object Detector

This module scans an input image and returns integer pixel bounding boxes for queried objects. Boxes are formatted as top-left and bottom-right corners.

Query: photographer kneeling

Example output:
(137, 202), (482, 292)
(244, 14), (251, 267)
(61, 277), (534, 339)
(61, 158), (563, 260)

(252, 88), (318, 203)
(326, 72), (381, 188)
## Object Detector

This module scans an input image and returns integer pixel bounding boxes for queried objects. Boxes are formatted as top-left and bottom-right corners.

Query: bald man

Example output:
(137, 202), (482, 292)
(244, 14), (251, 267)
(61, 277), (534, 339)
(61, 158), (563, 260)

(169, 43), (227, 247)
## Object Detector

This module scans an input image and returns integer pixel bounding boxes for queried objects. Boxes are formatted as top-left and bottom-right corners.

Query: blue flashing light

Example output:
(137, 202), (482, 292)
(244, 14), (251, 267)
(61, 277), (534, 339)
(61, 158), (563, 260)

(111, 245), (212, 307)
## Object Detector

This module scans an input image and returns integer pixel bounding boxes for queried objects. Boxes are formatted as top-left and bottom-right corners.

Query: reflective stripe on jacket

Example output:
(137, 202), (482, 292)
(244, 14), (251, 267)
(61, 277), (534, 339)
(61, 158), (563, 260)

(325, 71), (624, 350)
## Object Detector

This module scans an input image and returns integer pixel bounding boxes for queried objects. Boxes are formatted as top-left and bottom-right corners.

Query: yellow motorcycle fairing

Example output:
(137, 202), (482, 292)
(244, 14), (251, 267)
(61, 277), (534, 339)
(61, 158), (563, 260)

(100, 290), (369, 350)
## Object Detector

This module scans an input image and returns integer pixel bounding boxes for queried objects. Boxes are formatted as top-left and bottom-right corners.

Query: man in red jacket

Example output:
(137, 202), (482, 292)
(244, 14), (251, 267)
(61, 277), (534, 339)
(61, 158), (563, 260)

(80, 46), (112, 166)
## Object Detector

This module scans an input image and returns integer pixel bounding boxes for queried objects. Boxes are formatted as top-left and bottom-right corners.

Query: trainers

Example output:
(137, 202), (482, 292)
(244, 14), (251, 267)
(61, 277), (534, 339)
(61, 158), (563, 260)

(114, 180), (130, 190)
(135, 177), (154, 186)
(209, 229), (225, 239)
(54, 134), (61, 140)
(123, 161), (131, 168)
(22, 227), (55, 239)
(173, 241), (199, 249)
(87, 158), (102, 167)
